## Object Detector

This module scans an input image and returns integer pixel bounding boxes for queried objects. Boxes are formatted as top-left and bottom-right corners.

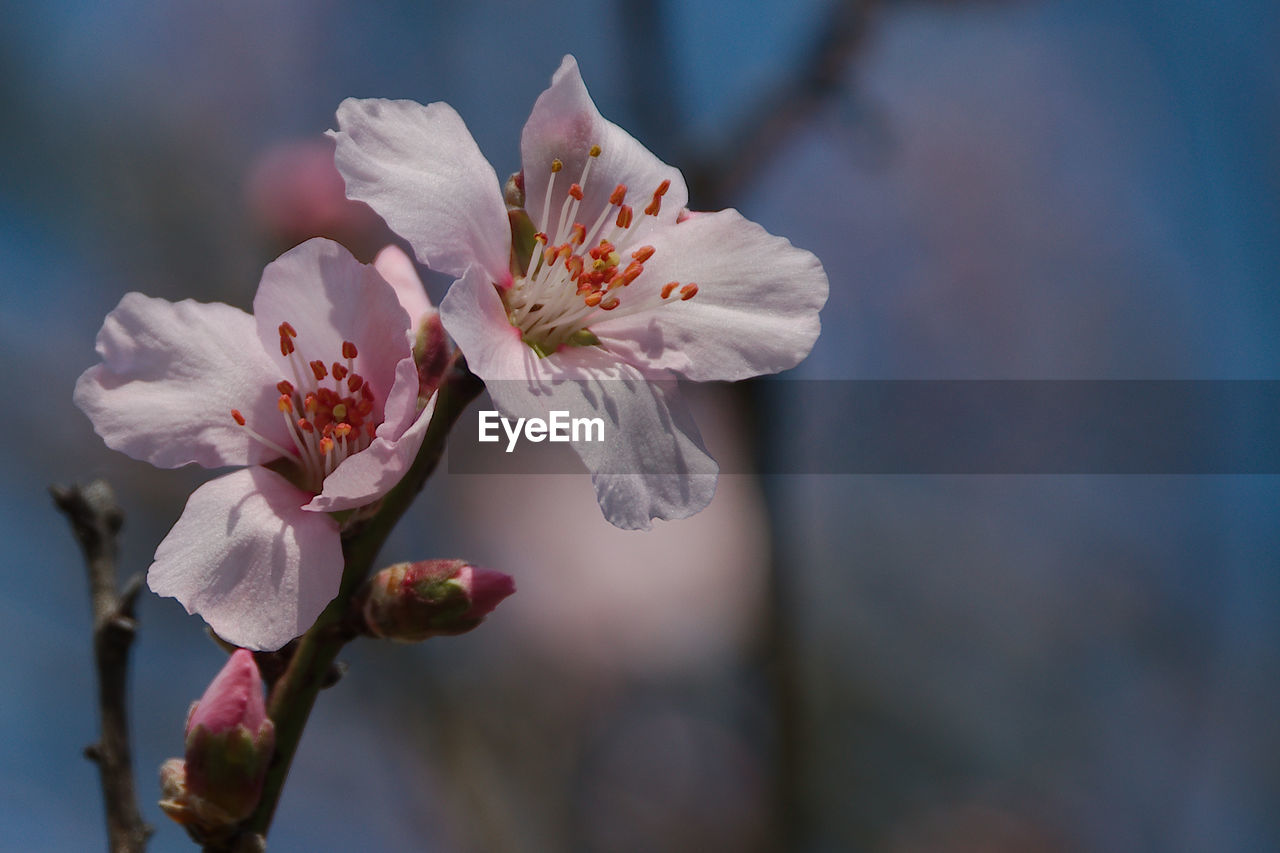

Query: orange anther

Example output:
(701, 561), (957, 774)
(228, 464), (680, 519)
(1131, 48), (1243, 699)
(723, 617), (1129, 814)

(583, 291), (603, 307)
(600, 296), (620, 311)
(342, 341), (358, 359)
(319, 437), (334, 455)
(680, 283), (699, 300)
(277, 395), (293, 413)
(631, 246), (655, 263)
(304, 393), (318, 412)
(661, 281), (679, 299)
(610, 184), (627, 205)
(570, 223), (586, 245)
(334, 423), (353, 439)
(310, 360), (327, 381)
(276, 380), (294, 396)
(654, 179), (670, 197)
(615, 205), (633, 229)
(231, 409), (246, 426)
(332, 363), (348, 381)
(298, 418), (315, 433)
(280, 336), (295, 356)
(279, 322), (297, 338)
(347, 374), (364, 393)
(568, 183), (584, 201)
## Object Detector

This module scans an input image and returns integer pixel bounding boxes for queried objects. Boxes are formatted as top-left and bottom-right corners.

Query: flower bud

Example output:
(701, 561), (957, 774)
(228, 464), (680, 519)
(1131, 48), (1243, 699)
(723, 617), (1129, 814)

(181, 649), (275, 826)
(358, 559), (515, 642)
(413, 310), (450, 402)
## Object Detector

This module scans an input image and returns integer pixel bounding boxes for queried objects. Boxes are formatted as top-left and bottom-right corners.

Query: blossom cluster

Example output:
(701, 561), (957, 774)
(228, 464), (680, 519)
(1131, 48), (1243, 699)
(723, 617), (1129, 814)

(76, 55), (826, 650)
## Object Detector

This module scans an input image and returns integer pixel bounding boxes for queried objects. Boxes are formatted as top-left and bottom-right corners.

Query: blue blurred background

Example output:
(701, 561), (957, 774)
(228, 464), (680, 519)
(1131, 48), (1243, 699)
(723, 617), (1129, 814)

(3, 1), (1278, 850)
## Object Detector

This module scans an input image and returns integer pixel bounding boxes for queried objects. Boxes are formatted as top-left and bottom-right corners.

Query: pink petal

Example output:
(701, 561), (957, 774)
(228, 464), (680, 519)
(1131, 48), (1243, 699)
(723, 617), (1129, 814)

(148, 467), (343, 651)
(437, 266), (529, 381)
(591, 209), (829, 381)
(306, 389), (436, 513)
(331, 98), (511, 284)
(486, 347), (718, 530)
(373, 244), (433, 325)
(187, 649), (267, 735)
(253, 238), (411, 427)
(74, 293), (287, 469)
(521, 55), (688, 242)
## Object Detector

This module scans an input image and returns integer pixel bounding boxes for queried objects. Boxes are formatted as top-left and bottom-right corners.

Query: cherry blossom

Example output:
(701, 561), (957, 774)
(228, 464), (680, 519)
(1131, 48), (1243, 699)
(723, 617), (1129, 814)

(75, 239), (435, 649)
(331, 55), (827, 529)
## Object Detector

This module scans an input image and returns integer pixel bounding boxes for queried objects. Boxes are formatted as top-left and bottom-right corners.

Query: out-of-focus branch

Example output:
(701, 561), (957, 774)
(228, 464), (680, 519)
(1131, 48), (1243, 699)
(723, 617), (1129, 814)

(51, 480), (152, 853)
(684, 0), (879, 209)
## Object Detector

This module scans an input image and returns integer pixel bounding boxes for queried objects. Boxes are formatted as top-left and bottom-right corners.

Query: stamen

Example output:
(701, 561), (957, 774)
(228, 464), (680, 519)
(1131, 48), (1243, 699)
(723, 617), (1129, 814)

(680, 283), (699, 300)
(661, 281), (679, 299)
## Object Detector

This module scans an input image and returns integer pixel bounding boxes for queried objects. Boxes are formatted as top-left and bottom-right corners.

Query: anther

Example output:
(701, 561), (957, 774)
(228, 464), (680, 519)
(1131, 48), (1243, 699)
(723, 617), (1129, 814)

(319, 437), (334, 456)
(568, 184), (584, 201)
(310, 360), (327, 381)
(298, 418), (315, 433)
(231, 409), (246, 426)
(332, 363), (349, 381)
(276, 380), (294, 396)
(279, 322), (297, 338)
(551, 159), (563, 173)
(277, 395), (294, 413)
(661, 281), (679, 299)
(280, 336), (295, 356)
(616, 205), (633, 229)
(304, 393), (318, 413)
(610, 184), (627, 205)
(680, 283), (699, 300)
(632, 246), (655, 263)
(600, 296), (620, 311)
(347, 374), (364, 393)
(334, 423), (353, 439)
(342, 341), (358, 359)
(583, 291), (603, 307)
(589, 144), (602, 157)
(570, 223), (586, 245)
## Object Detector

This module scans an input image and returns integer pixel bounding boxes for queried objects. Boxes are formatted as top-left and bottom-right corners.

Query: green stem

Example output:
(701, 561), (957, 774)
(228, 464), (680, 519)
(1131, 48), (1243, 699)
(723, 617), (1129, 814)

(240, 359), (484, 841)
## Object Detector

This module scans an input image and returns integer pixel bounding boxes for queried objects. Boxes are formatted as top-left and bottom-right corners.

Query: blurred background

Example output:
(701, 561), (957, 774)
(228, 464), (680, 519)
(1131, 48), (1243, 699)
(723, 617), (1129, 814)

(3, 0), (1279, 850)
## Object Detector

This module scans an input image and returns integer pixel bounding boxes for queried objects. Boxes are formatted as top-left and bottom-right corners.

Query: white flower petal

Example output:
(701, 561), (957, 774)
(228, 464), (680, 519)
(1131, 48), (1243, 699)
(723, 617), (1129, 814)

(485, 347), (719, 530)
(253, 238), (411, 427)
(522, 55), (687, 242)
(331, 98), (511, 284)
(373, 243), (433, 325)
(148, 467), (344, 651)
(438, 266), (530, 381)
(74, 293), (286, 469)
(592, 209), (829, 381)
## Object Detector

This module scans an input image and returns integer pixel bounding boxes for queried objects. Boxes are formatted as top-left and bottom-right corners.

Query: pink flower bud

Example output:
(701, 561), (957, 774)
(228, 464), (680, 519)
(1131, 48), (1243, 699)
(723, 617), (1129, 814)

(413, 310), (451, 401)
(182, 650), (275, 825)
(359, 559), (515, 642)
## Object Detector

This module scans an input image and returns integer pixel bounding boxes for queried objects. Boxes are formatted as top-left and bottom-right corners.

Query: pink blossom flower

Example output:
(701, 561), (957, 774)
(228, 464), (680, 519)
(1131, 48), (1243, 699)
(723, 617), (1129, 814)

(330, 55), (828, 529)
(74, 238), (436, 650)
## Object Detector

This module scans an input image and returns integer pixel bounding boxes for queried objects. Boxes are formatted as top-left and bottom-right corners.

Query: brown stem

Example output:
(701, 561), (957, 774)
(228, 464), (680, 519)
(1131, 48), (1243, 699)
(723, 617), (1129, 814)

(238, 358), (484, 842)
(51, 480), (152, 853)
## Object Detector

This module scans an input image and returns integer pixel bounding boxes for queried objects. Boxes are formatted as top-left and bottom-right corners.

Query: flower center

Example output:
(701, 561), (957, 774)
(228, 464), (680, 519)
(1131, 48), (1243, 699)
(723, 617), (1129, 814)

(230, 323), (378, 493)
(503, 145), (697, 356)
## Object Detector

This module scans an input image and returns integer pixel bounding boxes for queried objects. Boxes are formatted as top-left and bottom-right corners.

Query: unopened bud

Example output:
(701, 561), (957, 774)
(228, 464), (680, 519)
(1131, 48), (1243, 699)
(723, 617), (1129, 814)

(181, 649), (275, 826)
(358, 559), (515, 642)
(413, 310), (450, 402)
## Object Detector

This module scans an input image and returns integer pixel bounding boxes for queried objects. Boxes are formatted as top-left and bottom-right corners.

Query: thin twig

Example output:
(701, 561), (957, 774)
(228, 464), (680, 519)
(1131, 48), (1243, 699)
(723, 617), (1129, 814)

(52, 480), (152, 853)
